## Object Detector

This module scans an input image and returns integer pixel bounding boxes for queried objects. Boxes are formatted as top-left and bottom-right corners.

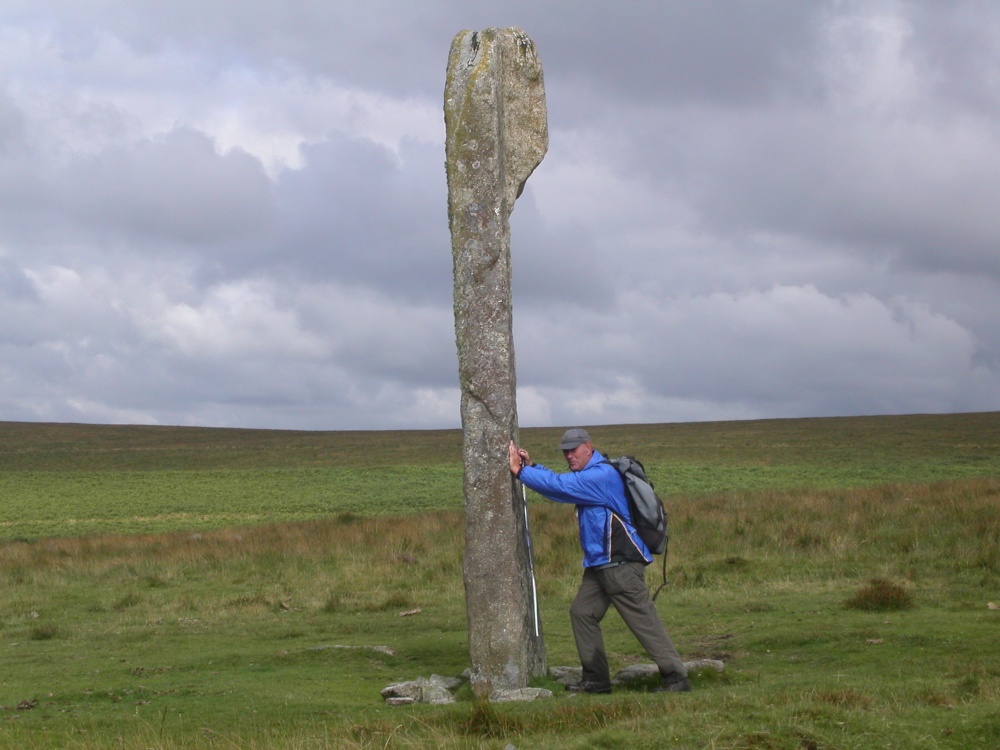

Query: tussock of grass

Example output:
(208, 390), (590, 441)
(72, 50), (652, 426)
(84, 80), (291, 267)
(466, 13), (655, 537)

(28, 623), (60, 640)
(112, 592), (142, 610)
(845, 578), (915, 611)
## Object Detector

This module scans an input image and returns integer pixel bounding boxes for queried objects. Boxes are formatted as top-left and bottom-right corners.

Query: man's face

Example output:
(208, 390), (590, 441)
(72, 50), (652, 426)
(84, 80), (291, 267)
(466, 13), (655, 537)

(563, 441), (593, 472)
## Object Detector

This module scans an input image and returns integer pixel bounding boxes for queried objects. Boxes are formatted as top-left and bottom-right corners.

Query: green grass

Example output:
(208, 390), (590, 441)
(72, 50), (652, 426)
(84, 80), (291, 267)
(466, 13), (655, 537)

(0, 414), (999, 748)
(1, 466), (464, 538)
(3, 412), (999, 540)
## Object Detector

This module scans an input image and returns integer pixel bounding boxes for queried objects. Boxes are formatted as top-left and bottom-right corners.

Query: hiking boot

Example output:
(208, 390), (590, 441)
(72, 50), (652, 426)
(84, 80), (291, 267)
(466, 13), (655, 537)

(565, 680), (612, 694)
(654, 673), (692, 693)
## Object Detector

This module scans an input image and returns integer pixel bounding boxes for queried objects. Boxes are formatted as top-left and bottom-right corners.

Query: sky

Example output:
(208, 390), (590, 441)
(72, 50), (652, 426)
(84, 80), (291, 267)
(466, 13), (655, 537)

(1, 1), (999, 431)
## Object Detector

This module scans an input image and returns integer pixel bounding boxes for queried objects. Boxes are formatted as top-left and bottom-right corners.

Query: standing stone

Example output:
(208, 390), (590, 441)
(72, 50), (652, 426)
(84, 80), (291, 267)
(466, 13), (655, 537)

(444, 27), (548, 698)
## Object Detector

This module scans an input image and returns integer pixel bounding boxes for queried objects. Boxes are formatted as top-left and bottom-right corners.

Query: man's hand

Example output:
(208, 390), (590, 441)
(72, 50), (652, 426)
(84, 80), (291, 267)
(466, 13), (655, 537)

(508, 440), (531, 475)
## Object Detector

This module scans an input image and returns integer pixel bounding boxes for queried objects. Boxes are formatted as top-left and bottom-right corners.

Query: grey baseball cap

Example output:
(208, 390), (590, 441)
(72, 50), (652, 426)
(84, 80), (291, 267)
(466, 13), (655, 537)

(559, 428), (592, 450)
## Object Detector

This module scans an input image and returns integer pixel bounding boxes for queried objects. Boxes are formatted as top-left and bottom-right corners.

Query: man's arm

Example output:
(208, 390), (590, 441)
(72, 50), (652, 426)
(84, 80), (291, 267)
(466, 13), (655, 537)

(513, 449), (617, 508)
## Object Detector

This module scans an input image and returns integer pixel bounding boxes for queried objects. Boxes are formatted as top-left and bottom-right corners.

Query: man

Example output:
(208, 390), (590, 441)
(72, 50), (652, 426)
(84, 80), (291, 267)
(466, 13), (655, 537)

(508, 428), (691, 694)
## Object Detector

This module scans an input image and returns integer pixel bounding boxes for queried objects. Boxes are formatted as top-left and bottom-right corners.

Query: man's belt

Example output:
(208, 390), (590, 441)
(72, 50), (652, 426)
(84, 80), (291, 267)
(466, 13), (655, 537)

(592, 561), (623, 571)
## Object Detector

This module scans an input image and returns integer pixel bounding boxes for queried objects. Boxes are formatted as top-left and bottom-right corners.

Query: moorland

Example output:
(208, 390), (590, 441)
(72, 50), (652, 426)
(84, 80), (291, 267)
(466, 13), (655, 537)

(1, 412), (998, 748)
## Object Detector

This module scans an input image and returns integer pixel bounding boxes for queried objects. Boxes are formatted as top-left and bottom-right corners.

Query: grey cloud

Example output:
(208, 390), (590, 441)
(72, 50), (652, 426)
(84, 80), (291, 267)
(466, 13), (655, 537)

(680, 108), (1000, 278)
(0, 256), (36, 303)
(270, 136), (451, 302)
(513, 284), (994, 427)
(528, 1), (823, 117)
(16, 1), (825, 106)
(0, 90), (26, 156)
(62, 128), (273, 247)
(906, 2), (1000, 117)
(509, 193), (618, 313)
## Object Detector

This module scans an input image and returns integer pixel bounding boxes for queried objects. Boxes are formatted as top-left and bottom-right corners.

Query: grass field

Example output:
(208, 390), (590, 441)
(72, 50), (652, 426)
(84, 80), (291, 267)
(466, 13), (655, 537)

(3, 412), (999, 540)
(1, 413), (999, 748)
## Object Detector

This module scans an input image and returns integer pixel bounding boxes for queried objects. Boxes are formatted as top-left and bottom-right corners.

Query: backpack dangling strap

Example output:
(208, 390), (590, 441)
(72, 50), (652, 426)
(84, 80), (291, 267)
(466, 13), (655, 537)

(651, 538), (669, 601)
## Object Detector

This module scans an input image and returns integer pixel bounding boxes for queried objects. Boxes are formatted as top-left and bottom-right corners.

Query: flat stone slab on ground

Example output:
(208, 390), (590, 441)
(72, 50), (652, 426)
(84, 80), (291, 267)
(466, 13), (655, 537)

(489, 687), (553, 703)
(380, 674), (463, 705)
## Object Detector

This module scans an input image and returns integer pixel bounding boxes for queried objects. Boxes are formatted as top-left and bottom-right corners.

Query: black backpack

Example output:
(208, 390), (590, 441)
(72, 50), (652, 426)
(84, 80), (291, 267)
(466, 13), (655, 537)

(604, 456), (670, 599)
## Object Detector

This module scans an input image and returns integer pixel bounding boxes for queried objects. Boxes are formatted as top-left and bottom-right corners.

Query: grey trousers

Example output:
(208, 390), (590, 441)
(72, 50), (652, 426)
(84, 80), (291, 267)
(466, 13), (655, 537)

(569, 561), (686, 683)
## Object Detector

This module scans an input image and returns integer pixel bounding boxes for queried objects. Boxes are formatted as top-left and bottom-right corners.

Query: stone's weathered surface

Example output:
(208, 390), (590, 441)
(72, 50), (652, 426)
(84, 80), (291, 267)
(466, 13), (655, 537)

(380, 675), (463, 706)
(489, 687), (553, 703)
(445, 27), (547, 236)
(444, 27), (548, 699)
(380, 675), (552, 705)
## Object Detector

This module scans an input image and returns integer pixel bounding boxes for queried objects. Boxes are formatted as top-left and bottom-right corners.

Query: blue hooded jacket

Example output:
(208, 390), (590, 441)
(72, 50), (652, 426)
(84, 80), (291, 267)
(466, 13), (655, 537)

(519, 449), (651, 568)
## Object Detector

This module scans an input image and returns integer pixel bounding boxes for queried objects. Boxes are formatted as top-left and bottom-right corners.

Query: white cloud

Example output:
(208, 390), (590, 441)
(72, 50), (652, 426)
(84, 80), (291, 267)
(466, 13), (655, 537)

(151, 281), (328, 359)
(821, 2), (923, 116)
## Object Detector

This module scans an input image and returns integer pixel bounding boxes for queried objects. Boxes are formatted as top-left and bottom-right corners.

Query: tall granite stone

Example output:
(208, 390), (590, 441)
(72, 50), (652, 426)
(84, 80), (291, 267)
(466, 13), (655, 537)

(444, 27), (548, 698)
